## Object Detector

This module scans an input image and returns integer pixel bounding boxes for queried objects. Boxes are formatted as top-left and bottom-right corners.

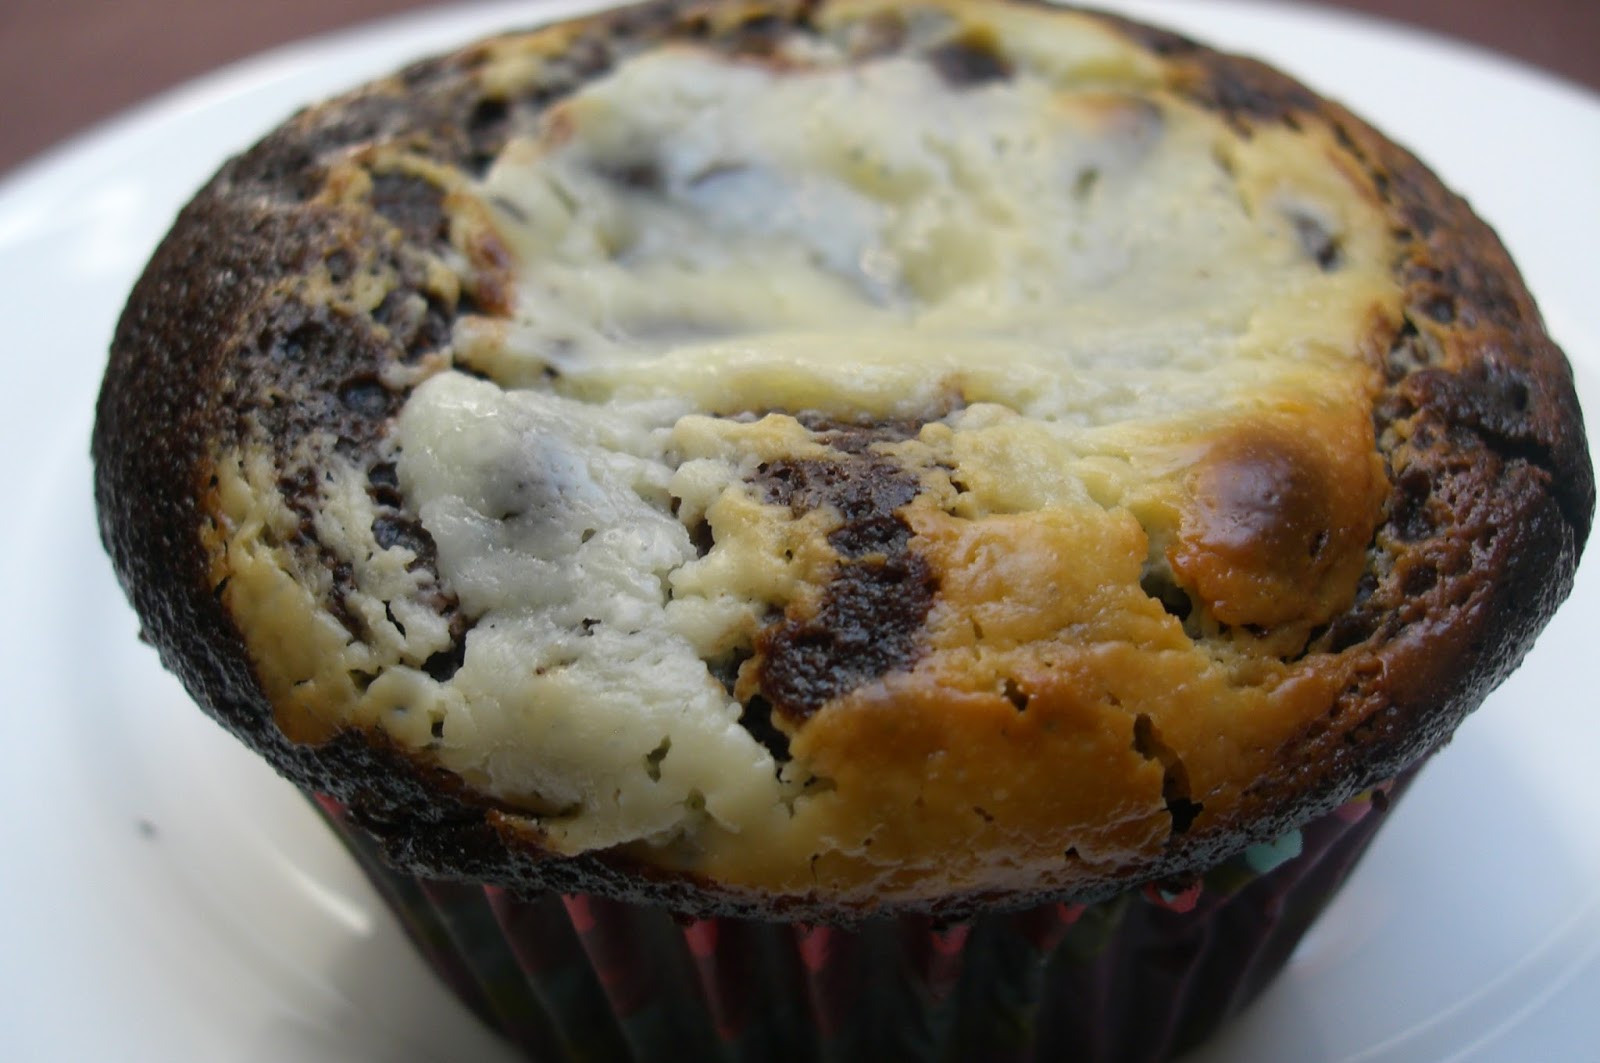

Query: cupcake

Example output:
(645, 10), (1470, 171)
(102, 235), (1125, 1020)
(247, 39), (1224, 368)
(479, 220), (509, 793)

(92, 0), (1593, 1059)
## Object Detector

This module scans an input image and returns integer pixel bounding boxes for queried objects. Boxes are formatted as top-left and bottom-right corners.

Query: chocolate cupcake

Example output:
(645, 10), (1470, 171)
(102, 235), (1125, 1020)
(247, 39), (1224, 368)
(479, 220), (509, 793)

(92, 0), (1592, 1058)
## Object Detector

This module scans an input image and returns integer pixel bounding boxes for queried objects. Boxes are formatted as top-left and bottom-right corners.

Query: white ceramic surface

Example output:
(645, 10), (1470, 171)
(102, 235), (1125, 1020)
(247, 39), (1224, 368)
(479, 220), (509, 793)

(1, 2), (1596, 1060)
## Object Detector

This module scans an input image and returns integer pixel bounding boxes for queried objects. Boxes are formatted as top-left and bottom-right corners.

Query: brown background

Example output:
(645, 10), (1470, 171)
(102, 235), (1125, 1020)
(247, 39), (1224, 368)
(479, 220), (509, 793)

(1, 0), (1596, 179)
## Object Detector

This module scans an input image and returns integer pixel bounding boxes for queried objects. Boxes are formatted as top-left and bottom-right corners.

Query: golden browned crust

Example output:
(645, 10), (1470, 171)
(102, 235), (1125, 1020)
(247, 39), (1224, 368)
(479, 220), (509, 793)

(92, 0), (1592, 920)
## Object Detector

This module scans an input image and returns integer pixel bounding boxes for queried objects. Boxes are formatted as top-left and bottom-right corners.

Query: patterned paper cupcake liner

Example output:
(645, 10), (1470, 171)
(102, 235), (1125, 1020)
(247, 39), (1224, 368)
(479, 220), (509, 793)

(313, 765), (1416, 1063)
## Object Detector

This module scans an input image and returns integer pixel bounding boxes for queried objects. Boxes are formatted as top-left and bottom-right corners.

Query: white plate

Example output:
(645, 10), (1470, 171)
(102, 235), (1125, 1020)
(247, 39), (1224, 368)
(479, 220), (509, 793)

(1, 2), (1596, 1060)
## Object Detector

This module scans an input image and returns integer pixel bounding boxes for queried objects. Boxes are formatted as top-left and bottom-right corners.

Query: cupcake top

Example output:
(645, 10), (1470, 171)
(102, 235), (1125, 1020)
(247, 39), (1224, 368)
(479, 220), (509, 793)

(94, 0), (1592, 918)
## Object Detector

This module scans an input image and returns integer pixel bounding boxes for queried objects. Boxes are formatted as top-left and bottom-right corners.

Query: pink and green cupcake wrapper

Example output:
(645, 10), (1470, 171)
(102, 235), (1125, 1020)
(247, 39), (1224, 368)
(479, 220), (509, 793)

(312, 764), (1416, 1062)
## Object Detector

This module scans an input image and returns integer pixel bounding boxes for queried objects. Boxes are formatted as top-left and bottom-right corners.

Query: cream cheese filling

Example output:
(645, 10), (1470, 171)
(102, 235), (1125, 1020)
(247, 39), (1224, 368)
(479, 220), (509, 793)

(222, 12), (1402, 880)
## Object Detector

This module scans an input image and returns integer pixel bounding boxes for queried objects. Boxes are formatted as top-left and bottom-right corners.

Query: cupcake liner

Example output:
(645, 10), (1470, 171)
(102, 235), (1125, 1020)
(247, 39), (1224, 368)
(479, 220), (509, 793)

(313, 764), (1418, 1063)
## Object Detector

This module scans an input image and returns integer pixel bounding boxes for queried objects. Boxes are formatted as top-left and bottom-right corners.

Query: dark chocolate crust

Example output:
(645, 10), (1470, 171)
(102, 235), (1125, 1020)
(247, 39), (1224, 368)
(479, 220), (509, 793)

(92, 0), (1592, 921)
